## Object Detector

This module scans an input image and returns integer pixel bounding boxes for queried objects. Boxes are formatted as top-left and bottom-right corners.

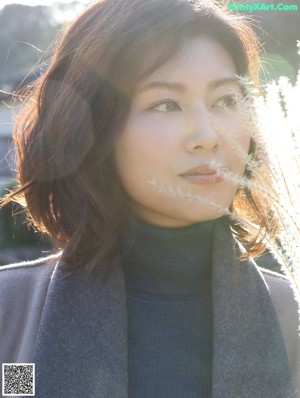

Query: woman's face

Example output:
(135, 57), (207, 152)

(114, 37), (250, 227)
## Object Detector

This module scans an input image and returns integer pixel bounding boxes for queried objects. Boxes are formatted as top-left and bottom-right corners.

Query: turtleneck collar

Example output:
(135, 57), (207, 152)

(120, 218), (216, 296)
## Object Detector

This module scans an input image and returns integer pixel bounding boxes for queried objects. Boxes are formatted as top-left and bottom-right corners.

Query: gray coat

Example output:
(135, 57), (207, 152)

(0, 219), (299, 397)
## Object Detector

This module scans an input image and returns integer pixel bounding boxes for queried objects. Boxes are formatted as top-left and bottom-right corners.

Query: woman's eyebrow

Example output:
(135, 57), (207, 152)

(136, 76), (242, 94)
(137, 81), (186, 94)
(207, 76), (242, 90)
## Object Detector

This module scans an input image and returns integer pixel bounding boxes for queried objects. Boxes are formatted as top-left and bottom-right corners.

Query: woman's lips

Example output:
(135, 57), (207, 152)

(180, 166), (225, 185)
(181, 173), (224, 185)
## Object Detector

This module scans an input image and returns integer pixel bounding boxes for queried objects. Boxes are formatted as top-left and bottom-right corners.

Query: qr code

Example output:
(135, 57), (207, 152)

(2, 363), (35, 396)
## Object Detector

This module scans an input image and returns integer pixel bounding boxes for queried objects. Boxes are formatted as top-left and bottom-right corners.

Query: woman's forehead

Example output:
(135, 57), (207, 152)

(135, 37), (237, 92)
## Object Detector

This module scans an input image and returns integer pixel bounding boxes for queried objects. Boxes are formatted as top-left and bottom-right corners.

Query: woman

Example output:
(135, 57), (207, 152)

(0, 0), (299, 397)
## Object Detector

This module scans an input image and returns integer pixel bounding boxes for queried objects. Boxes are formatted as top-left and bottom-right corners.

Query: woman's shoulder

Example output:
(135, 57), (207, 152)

(259, 267), (298, 338)
(0, 253), (61, 363)
(260, 266), (300, 392)
(259, 266), (297, 302)
(0, 252), (60, 275)
(0, 252), (60, 302)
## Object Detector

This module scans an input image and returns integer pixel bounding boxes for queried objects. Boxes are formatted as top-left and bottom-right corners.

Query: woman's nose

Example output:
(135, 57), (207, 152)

(185, 107), (220, 152)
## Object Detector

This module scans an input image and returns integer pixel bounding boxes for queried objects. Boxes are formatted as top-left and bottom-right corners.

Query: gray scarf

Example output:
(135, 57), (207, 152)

(33, 218), (295, 397)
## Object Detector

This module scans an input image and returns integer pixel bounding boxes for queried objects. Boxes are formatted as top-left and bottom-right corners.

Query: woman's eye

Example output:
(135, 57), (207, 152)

(149, 101), (182, 113)
(213, 95), (237, 109)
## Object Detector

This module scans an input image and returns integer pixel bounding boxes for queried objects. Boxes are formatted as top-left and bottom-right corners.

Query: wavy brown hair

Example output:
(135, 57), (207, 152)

(2, 0), (272, 272)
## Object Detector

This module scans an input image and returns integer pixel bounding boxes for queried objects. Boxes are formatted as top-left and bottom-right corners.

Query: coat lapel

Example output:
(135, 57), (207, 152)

(33, 257), (128, 398)
(211, 218), (295, 398)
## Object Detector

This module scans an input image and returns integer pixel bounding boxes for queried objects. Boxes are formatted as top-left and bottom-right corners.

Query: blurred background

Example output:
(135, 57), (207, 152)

(0, 0), (299, 268)
(0, 0), (89, 264)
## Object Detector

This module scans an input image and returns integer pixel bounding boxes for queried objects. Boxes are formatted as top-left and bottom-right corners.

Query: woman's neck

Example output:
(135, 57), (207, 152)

(120, 219), (216, 296)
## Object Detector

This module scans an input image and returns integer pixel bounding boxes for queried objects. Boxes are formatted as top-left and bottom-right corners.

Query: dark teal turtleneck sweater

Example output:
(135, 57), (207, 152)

(120, 219), (216, 398)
